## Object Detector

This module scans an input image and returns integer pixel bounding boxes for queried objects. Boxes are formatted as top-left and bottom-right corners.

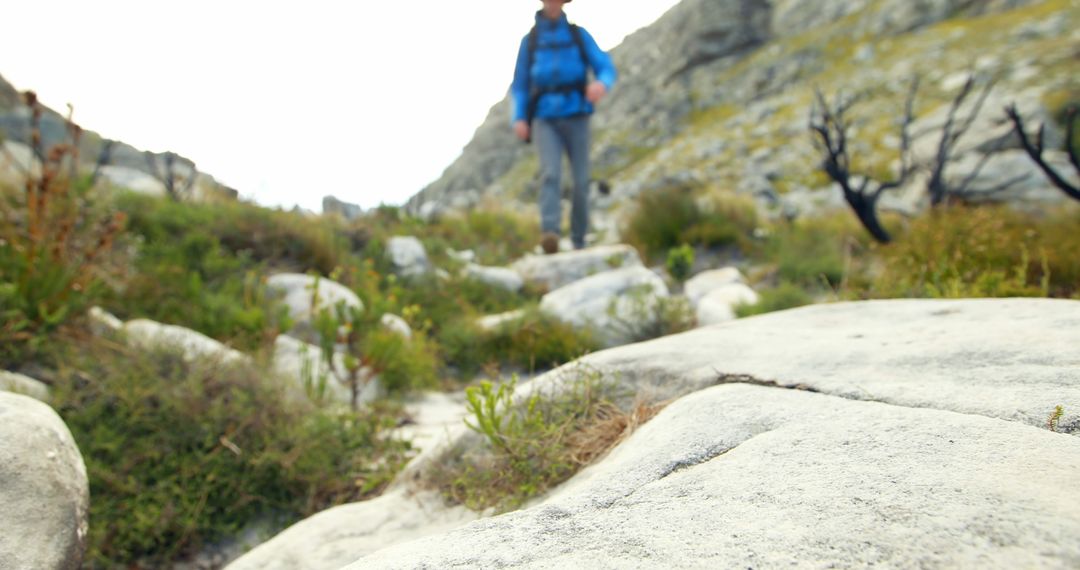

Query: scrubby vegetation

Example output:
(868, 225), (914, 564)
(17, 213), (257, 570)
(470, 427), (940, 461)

(427, 366), (665, 513)
(52, 339), (411, 567)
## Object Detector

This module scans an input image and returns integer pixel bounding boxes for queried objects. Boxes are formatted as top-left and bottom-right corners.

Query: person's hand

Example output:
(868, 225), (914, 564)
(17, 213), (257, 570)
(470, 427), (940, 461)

(585, 81), (607, 103)
(513, 120), (530, 141)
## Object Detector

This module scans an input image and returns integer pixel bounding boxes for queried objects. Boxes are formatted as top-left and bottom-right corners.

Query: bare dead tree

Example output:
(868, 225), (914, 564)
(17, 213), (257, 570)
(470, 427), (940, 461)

(89, 140), (115, 185)
(924, 75), (1028, 205)
(145, 150), (198, 201)
(1005, 103), (1080, 202)
(810, 80), (919, 244)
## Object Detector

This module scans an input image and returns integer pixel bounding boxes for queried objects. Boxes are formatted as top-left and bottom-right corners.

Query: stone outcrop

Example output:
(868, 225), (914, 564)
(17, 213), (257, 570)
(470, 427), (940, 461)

(0, 392), (90, 570)
(0, 73), (234, 201)
(236, 298), (1080, 569)
(321, 195), (363, 220)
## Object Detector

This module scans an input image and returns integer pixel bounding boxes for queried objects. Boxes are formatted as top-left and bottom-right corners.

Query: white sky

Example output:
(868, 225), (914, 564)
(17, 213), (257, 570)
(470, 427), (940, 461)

(0, 1), (680, 211)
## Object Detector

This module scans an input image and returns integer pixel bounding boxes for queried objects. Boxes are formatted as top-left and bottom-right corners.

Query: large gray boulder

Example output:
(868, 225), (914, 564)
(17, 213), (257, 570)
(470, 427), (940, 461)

(352, 381), (1080, 569)
(539, 265), (670, 347)
(0, 392), (89, 570)
(512, 244), (643, 292)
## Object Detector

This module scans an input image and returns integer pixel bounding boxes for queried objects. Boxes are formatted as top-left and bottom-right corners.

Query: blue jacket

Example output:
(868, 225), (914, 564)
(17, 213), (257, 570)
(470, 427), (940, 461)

(511, 11), (617, 125)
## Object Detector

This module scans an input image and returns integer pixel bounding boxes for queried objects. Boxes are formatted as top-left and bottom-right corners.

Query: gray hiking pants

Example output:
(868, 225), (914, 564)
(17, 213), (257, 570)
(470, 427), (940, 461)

(534, 115), (590, 249)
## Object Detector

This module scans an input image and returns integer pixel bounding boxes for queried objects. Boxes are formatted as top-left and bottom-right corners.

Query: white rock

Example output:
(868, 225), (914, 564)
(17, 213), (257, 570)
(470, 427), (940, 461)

(540, 266), (670, 347)
(87, 306), (124, 336)
(0, 371), (50, 402)
(463, 263), (524, 293)
(386, 236), (431, 278)
(123, 319), (249, 364)
(511, 244), (642, 291)
(683, 267), (746, 305)
(476, 309), (527, 332)
(380, 314), (413, 340)
(695, 283), (760, 326)
(446, 248), (476, 264)
(0, 392), (89, 569)
(96, 165), (167, 196)
(266, 273), (363, 335)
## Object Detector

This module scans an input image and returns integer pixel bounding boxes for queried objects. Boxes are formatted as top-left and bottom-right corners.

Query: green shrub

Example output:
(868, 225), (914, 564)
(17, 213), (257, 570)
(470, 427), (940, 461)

(863, 205), (1079, 299)
(312, 299), (441, 399)
(53, 339), (410, 567)
(606, 285), (697, 343)
(440, 307), (600, 378)
(429, 367), (661, 512)
(735, 282), (815, 317)
(762, 215), (862, 288)
(118, 193), (350, 275)
(623, 186), (758, 262)
(665, 244), (695, 281)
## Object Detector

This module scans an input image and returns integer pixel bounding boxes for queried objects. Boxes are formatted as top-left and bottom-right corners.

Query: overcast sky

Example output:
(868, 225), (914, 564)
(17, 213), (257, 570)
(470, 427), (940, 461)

(1, 1), (681, 211)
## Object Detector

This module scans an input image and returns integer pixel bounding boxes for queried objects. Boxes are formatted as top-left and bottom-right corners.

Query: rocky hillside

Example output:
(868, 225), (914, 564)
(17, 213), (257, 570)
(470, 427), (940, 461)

(407, 0), (1078, 228)
(0, 73), (234, 200)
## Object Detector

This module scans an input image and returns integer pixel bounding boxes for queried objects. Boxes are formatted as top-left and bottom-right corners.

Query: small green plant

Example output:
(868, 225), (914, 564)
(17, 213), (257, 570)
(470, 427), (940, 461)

(431, 366), (661, 512)
(1047, 405), (1065, 432)
(665, 244), (695, 281)
(313, 297), (439, 404)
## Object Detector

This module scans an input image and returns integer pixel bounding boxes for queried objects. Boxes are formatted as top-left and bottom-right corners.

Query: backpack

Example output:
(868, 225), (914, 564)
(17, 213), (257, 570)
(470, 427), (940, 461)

(524, 22), (591, 139)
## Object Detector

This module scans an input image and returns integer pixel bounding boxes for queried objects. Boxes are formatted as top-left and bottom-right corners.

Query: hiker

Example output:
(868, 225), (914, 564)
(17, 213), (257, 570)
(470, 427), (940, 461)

(511, 0), (617, 254)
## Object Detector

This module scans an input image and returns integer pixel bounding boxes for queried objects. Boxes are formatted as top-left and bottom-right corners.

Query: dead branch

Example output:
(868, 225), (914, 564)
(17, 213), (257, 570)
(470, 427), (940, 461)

(1005, 103), (1080, 202)
(810, 79), (919, 244)
(925, 75), (1001, 205)
(145, 150), (199, 201)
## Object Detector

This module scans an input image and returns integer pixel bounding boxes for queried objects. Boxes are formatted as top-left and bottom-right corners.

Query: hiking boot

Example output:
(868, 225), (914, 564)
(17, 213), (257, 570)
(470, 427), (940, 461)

(541, 232), (560, 255)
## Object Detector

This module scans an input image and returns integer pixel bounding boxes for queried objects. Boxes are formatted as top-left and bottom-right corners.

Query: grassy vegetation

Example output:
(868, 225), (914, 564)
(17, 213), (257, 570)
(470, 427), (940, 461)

(52, 338), (411, 567)
(426, 367), (665, 513)
(622, 185), (759, 262)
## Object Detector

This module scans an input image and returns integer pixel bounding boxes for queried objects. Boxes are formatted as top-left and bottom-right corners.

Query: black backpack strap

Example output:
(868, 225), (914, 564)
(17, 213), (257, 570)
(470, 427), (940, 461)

(568, 24), (589, 71)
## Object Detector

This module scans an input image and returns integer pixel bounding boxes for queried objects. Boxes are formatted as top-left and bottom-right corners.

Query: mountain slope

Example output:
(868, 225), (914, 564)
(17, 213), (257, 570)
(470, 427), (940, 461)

(407, 0), (1077, 226)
